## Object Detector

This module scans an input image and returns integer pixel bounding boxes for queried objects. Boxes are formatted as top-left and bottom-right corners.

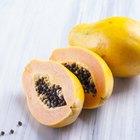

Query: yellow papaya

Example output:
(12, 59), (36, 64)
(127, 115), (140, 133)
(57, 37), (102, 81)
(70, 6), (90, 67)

(69, 16), (140, 77)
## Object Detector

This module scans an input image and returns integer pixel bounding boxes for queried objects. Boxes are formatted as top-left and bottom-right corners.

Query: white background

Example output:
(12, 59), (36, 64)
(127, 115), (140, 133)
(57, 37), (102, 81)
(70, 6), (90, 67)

(0, 0), (140, 140)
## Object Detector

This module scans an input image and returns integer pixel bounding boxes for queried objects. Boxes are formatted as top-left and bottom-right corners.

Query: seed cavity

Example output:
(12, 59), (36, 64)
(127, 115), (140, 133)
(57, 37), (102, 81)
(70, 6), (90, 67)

(35, 77), (66, 108)
(62, 62), (97, 96)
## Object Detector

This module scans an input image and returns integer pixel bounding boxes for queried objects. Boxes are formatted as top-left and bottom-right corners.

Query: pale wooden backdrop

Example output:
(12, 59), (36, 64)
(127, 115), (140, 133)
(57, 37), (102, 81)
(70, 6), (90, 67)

(0, 0), (140, 140)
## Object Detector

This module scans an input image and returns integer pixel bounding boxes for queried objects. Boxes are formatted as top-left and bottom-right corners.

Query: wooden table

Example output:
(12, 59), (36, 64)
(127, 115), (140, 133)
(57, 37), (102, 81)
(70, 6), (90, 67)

(0, 0), (140, 140)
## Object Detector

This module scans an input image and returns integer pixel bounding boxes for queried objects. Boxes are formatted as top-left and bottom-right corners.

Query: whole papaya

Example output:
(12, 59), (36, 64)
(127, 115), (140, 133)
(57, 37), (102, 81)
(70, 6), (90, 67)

(69, 16), (140, 77)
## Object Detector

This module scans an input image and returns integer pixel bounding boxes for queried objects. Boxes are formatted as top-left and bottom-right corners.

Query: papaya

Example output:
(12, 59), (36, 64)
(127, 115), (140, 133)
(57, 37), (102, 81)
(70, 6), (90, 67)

(69, 16), (140, 77)
(50, 47), (114, 109)
(22, 60), (84, 127)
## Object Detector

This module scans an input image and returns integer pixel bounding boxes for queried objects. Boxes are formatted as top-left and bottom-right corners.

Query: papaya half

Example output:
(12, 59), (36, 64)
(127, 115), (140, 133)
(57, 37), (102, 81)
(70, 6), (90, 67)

(69, 16), (140, 77)
(50, 47), (114, 109)
(22, 60), (84, 127)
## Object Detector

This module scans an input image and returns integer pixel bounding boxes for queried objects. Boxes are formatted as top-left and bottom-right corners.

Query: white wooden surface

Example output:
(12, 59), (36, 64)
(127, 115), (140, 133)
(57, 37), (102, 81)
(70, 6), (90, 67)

(0, 0), (140, 140)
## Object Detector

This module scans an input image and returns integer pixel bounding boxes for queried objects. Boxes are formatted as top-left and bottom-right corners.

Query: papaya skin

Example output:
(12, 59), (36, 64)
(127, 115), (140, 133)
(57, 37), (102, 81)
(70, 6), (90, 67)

(22, 60), (84, 127)
(50, 47), (114, 109)
(69, 16), (140, 77)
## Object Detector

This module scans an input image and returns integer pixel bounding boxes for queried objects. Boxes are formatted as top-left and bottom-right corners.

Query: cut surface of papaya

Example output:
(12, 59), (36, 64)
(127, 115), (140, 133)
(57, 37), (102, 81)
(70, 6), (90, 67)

(50, 47), (114, 109)
(22, 60), (84, 127)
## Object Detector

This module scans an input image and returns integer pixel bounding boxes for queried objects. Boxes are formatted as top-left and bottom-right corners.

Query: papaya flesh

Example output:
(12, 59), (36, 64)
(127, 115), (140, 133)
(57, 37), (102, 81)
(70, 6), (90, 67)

(69, 16), (140, 77)
(50, 47), (114, 109)
(22, 60), (84, 127)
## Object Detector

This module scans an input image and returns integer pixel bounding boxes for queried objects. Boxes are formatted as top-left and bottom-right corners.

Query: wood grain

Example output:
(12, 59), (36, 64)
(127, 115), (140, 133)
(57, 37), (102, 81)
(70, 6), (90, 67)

(0, 0), (140, 140)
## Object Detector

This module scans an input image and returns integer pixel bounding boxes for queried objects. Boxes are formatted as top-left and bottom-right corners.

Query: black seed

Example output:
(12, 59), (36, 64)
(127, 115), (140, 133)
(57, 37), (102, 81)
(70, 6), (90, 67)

(47, 89), (51, 93)
(41, 91), (45, 94)
(56, 89), (60, 94)
(52, 84), (55, 88)
(50, 96), (54, 100)
(53, 101), (57, 106)
(58, 86), (62, 90)
(35, 81), (39, 86)
(0, 131), (5, 136)
(72, 63), (76, 68)
(18, 121), (22, 126)
(59, 96), (63, 100)
(47, 100), (50, 106)
(39, 90), (42, 94)
(10, 129), (14, 134)
(58, 100), (62, 103)
(51, 102), (54, 107)
(61, 100), (66, 106)
(54, 96), (57, 100)
(72, 67), (77, 72)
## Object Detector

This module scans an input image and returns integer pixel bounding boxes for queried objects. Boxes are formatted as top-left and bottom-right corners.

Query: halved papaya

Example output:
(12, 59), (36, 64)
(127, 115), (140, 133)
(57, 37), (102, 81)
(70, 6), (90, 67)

(50, 47), (114, 109)
(22, 60), (84, 127)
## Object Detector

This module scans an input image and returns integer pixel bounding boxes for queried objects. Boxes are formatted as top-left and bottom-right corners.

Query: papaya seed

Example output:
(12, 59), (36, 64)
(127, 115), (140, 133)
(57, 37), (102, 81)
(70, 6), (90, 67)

(18, 121), (22, 126)
(0, 131), (5, 136)
(9, 129), (14, 134)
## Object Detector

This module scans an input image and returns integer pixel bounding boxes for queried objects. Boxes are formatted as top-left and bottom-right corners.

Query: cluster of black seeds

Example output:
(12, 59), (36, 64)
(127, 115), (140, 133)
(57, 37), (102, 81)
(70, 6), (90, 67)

(63, 63), (97, 96)
(35, 77), (66, 108)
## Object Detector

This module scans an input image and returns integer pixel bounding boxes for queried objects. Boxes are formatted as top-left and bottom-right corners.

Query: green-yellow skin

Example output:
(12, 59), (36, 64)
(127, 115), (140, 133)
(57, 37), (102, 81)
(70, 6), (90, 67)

(69, 16), (140, 77)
